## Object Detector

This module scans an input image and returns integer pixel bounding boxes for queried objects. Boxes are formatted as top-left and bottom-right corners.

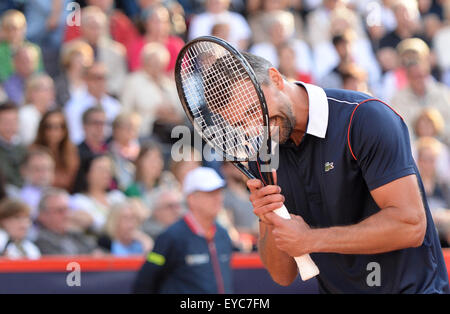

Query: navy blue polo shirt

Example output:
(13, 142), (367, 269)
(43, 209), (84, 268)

(133, 213), (233, 294)
(252, 83), (450, 293)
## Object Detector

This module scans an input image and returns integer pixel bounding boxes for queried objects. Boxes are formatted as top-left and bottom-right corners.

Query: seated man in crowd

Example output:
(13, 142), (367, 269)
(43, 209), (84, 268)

(34, 188), (101, 255)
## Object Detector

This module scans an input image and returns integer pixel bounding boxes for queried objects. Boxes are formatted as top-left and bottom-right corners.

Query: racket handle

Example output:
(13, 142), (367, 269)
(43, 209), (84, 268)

(273, 205), (320, 281)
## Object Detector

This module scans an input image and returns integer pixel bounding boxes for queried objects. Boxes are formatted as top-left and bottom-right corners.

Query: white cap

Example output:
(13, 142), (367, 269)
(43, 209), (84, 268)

(183, 167), (226, 196)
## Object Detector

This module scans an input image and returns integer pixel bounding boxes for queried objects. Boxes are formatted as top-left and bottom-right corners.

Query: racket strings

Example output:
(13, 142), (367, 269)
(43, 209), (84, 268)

(179, 41), (265, 160)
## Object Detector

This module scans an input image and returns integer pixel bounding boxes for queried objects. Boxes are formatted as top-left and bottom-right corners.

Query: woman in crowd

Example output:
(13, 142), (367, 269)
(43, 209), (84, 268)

(70, 154), (126, 234)
(108, 112), (141, 191)
(413, 108), (450, 183)
(127, 4), (184, 73)
(99, 201), (153, 256)
(125, 142), (176, 208)
(32, 109), (79, 191)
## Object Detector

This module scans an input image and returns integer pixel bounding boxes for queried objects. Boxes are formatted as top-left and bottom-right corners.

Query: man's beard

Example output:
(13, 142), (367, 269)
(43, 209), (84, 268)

(270, 103), (295, 145)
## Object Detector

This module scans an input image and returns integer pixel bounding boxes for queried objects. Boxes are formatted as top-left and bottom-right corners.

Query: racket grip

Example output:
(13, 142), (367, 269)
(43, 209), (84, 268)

(273, 205), (320, 281)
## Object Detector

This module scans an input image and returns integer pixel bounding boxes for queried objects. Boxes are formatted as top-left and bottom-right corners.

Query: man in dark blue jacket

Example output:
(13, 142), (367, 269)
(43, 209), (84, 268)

(133, 167), (233, 294)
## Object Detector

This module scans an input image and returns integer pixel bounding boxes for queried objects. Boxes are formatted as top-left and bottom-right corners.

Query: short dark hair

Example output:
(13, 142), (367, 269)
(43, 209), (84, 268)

(82, 106), (105, 125)
(0, 101), (18, 114)
(21, 146), (54, 168)
(0, 199), (30, 222)
(241, 51), (273, 85)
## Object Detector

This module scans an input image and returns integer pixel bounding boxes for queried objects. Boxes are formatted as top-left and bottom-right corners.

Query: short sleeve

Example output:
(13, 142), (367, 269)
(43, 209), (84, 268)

(349, 100), (416, 191)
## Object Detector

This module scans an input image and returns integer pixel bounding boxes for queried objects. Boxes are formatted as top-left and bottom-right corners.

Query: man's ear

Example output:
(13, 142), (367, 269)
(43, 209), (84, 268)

(268, 67), (284, 91)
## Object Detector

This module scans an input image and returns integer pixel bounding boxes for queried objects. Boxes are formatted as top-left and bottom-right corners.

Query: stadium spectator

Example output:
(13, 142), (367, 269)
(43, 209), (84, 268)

(169, 147), (201, 190)
(125, 141), (166, 208)
(416, 137), (450, 246)
(65, 62), (121, 144)
(412, 108), (450, 183)
(320, 31), (355, 88)
(65, 0), (140, 54)
(0, 199), (41, 259)
(277, 42), (313, 83)
(35, 188), (101, 255)
(0, 9), (43, 83)
(249, 12), (313, 80)
(74, 6), (127, 96)
(54, 40), (94, 107)
(72, 107), (108, 189)
(0, 102), (26, 187)
(121, 43), (183, 139)
(18, 73), (55, 145)
(341, 63), (370, 94)
(247, 0), (305, 45)
(140, 187), (184, 239)
(3, 43), (41, 105)
(188, 0), (251, 50)
(133, 167), (233, 294)
(24, 0), (70, 78)
(108, 113), (141, 190)
(98, 201), (153, 256)
(379, 0), (421, 50)
(10, 148), (55, 220)
(127, 5), (184, 73)
(390, 39), (450, 144)
(70, 154), (126, 233)
(32, 109), (80, 191)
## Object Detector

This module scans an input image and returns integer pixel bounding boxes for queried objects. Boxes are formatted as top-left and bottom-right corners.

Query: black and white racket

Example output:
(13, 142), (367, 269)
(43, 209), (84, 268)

(174, 36), (319, 281)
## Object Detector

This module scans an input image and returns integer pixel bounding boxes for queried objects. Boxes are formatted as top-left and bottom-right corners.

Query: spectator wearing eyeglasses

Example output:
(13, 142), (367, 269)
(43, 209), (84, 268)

(0, 199), (41, 259)
(65, 62), (121, 145)
(31, 109), (80, 191)
(0, 102), (26, 187)
(34, 188), (101, 255)
(141, 188), (185, 239)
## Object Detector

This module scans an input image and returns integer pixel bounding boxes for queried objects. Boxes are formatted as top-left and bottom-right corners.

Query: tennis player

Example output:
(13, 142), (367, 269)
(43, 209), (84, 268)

(244, 53), (450, 293)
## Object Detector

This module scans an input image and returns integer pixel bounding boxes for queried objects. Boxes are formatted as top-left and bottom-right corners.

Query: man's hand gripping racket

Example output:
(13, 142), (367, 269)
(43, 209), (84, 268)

(174, 36), (319, 281)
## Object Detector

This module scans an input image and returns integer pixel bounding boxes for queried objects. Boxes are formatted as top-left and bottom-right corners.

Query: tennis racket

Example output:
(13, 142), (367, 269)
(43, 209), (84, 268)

(174, 36), (319, 281)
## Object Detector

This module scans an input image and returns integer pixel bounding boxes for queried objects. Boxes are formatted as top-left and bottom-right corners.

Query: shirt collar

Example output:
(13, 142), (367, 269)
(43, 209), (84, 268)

(295, 82), (329, 139)
(184, 212), (216, 240)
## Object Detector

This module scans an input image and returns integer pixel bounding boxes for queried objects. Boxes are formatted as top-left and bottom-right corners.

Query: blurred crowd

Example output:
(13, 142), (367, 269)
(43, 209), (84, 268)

(0, 0), (450, 259)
